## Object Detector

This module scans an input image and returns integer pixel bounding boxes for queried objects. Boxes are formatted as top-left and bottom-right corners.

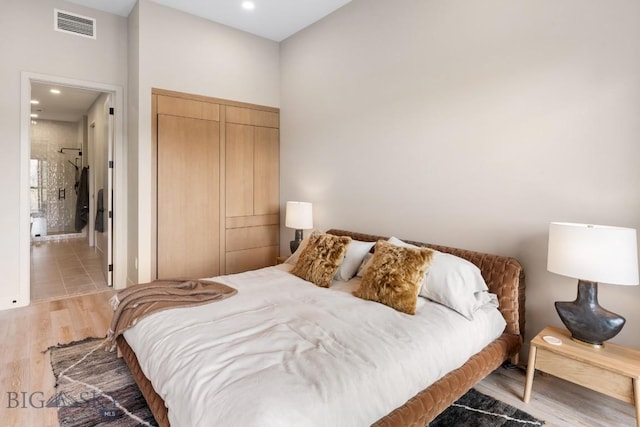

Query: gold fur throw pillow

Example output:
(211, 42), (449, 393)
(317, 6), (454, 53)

(291, 232), (352, 288)
(354, 240), (434, 315)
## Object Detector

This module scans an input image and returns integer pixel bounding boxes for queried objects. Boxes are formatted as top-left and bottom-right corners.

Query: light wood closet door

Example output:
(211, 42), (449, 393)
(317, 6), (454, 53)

(224, 105), (280, 274)
(157, 114), (220, 279)
(254, 127), (279, 215)
(225, 125), (279, 217)
(226, 123), (254, 217)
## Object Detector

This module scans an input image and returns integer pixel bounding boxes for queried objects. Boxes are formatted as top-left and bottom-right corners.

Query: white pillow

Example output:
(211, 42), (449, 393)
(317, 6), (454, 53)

(335, 240), (375, 281)
(356, 252), (374, 277)
(387, 237), (490, 320)
(387, 236), (418, 248)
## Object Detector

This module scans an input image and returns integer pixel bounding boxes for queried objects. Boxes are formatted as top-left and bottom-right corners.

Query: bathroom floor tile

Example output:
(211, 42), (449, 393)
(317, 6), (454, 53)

(89, 270), (107, 282)
(31, 239), (111, 301)
(32, 278), (63, 288)
(59, 267), (88, 278)
(63, 275), (94, 288)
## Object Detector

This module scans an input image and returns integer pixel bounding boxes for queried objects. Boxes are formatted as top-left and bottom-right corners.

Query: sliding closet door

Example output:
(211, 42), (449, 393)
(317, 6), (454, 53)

(157, 113), (220, 279)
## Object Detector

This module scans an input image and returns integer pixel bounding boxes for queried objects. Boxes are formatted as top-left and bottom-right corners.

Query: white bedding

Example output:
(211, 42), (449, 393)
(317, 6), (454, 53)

(124, 264), (506, 427)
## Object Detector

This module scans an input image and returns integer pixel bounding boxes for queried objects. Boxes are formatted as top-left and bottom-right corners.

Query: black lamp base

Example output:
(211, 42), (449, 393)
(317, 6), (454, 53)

(555, 280), (625, 347)
(289, 229), (304, 254)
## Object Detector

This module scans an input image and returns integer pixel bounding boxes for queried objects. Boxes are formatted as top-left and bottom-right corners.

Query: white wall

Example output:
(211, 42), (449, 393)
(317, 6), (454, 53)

(130, 0), (280, 284)
(0, 0), (127, 310)
(280, 0), (640, 351)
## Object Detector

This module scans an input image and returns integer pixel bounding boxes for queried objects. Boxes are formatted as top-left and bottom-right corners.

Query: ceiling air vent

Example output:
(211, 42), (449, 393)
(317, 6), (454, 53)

(54, 9), (96, 39)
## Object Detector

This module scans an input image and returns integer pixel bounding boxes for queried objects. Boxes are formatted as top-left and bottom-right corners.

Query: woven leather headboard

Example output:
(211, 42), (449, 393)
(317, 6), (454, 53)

(325, 229), (525, 338)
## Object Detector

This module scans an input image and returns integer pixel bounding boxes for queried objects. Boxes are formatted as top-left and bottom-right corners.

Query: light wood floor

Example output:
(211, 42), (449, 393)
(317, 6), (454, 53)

(0, 290), (636, 426)
(0, 290), (114, 427)
(475, 364), (636, 426)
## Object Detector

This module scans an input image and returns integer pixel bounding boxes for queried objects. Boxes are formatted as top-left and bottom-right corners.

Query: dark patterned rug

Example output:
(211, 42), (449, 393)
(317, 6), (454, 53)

(431, 388), (544, 426)
(48, 337), (157, 427)
(49, 338), (543, 427)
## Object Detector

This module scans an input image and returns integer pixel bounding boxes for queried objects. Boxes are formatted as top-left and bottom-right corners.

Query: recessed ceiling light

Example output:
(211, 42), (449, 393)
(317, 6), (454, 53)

(50, 88), (61, 94)
(30, 113), (38, 118)
(30, 99), (39, 105)
(242, 1), (255, 11)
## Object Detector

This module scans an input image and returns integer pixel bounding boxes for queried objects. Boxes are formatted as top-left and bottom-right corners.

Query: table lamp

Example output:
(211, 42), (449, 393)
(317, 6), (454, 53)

(547, 222), (639, 347)
(285, 201), (313, 254)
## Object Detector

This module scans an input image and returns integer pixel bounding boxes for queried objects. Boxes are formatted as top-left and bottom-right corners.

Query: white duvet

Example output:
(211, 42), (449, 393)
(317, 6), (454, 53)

(124, 264), (506, 427)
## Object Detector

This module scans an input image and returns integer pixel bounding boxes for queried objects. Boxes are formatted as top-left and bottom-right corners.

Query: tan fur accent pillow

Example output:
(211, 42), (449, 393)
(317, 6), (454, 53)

(354, 240), (434, 315)
(291, 232), (352, 288)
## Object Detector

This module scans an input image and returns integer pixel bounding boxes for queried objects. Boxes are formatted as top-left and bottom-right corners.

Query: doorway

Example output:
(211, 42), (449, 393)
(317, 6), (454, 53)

(20, 72), (125, 305)
(29, 83), (112, 301)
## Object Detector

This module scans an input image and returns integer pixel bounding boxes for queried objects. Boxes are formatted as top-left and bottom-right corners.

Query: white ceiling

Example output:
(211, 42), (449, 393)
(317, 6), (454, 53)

(66, 0), (352, 41)
(30, 83), (102, 122)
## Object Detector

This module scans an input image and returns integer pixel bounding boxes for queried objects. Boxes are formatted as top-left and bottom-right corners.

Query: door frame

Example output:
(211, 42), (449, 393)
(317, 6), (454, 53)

(104, 93), (114, 287)
(19, 71), (127, 305)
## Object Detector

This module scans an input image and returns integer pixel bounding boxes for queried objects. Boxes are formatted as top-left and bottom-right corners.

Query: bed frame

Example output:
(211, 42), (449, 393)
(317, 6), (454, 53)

(117, 229), (525, 427)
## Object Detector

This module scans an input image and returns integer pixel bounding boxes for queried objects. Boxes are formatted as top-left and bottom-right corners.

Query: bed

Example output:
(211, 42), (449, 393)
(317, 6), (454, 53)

(116, 229), (525, 426)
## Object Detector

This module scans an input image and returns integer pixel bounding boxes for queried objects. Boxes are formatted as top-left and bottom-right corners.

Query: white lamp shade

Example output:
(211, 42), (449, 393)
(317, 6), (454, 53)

(285, 201), (313, 229)
(547, 222), (639, 286)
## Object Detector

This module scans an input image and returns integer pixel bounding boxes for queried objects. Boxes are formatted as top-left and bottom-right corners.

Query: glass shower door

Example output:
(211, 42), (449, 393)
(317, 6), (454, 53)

(46, 145), (78, 235)
(30, 158), (47, 237)
(30, 140), (81, 237)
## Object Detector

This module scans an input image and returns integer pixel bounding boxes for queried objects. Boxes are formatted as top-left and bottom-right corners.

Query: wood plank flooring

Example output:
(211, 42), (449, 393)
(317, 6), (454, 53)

(0, 290), (636, 426)
(475, 364), (636, 426)
(0, 290), (114, 427)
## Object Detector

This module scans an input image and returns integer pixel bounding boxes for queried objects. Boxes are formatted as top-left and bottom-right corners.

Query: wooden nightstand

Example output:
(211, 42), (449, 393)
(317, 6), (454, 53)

(275, 256), (288, 265)
(523, 325), (640, 427)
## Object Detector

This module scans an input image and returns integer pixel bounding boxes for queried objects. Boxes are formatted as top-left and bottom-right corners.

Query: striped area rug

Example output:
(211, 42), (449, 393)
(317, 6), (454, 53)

(49, 338), (544, 427)
(48, 337), (157, 427)
(431, 388), (544, 426)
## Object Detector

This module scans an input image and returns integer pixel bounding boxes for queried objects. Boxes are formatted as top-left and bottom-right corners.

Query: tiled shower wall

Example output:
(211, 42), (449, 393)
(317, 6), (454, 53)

(31, 119), (84, 234)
